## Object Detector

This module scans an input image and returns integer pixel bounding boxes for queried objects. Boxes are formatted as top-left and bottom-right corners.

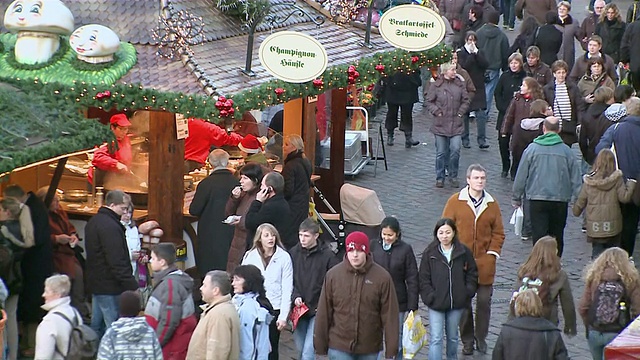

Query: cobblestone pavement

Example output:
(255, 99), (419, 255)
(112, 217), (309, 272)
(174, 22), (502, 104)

(278, 0), (639, 354)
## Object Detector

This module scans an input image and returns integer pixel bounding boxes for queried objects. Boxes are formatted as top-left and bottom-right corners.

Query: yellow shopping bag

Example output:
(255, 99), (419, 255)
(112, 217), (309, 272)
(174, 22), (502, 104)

(402, 311), (428, 359)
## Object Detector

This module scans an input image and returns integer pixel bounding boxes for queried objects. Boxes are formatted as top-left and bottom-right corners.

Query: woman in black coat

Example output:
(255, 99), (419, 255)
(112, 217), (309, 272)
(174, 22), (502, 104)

(384, 71), (421, 148)
(370, 217), (418, 360)
(494, 53), (526, 178)
(458, 31), (489, 149)
(509, 17), (539, 56)
(282, 134), (312, 236)
(595, 3), (627, 64)
(419, 218), (478, 360)
(534, 12), (563, 68)
(492, 289), (568, 359)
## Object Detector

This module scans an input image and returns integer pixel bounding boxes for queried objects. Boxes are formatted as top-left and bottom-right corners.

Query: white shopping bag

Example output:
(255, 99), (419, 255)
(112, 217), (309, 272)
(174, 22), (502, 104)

(510, 207), (524, 236)
(402, 311), (428, 359)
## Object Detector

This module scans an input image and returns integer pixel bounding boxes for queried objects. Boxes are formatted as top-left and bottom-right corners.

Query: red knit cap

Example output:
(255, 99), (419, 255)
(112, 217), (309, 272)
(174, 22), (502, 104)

(110, 114), (131, 127)
(238, 134), (262, 154)
(345, 231), (370, 254)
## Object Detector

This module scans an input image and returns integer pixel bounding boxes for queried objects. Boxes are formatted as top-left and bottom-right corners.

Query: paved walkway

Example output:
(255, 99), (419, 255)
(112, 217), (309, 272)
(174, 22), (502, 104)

(278, 0), (640, 354)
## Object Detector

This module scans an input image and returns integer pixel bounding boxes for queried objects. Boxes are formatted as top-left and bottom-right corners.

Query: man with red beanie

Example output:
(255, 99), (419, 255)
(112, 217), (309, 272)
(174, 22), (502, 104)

(314, 231), (400, 360)
(184, 118), (244, 173)
(89, 113), (133, 186)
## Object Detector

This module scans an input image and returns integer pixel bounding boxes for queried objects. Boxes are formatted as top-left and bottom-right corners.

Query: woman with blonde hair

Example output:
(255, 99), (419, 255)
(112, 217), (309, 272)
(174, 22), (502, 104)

(282, 134), (312, 243)
(595, 3), (626, 64)
(573, 149), (637, 258)
(493, 289), (568, 359)
(241, 223), (293, 360)
(579, 247), (640, 360)
(516, 236), (577, 336)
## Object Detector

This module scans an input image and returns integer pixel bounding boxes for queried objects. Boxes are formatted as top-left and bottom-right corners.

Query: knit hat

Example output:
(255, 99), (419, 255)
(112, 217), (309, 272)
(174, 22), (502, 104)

(110, 113), (131, 127)
(238, 134), (263, 154)
(605, 103), (627, 122)
(345, 231), (370, 254)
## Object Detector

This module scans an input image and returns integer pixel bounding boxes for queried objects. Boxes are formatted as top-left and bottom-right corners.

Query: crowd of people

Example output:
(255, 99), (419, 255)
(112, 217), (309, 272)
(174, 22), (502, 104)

(2, 1), (640, 360)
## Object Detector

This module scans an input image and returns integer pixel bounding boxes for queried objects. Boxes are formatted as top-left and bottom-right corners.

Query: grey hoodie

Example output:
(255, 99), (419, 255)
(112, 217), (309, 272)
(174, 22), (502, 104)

(476, 23), (510, 70)
(97, 317), (163, 360)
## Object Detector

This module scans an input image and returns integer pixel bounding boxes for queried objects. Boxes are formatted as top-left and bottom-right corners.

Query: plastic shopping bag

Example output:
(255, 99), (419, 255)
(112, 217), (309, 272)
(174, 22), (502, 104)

(402, 311), (428, 359)
(510, 207), (524, 236)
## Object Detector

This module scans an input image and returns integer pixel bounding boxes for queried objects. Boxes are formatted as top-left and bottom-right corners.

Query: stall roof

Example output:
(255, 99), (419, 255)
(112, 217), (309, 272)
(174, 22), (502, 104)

(0, 0), (394, 97)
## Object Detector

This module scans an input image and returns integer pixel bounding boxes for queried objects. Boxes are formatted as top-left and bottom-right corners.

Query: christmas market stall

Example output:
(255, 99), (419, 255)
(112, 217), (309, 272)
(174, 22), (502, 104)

(0, 0), (451, 272)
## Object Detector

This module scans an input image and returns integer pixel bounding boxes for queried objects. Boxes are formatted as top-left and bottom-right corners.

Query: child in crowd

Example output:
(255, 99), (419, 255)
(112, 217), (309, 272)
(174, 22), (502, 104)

(98, 290), (163, 359)
(144, 243), (197, 360)
(573, 149), (637, 259)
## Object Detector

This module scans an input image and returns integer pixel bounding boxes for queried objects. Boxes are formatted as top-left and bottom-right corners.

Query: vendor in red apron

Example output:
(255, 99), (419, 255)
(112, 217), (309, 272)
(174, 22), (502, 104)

(88, 113), (133, 187)
(184, 118), (245, 173)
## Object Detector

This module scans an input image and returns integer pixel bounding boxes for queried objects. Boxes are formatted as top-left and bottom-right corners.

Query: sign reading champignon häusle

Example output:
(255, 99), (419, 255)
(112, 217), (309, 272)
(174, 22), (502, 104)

(378, 5), (446, 51)
(259, 31), (328, 83)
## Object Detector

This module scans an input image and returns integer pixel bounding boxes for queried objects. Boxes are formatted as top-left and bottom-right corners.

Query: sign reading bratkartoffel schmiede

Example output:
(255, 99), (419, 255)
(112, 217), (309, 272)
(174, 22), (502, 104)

(378, 5), (446, 51)
(259, 31), (328, 83)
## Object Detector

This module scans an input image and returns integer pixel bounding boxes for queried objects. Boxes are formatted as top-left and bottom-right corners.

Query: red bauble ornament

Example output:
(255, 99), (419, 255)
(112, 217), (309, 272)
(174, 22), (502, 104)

(218, 95), (226, 102)
(104, 90), (111, 97)
(375, 64), (385, 72)
(224, 100), (233, 108)
(312, 79), (324, 88)
(215, 101), (224, 109)
(228, 108), (235, 115)
(353, 71), (360, 79)
(411, 56), (420, 63)
(275, 88), (285, 95)
(348, 65), (357, 75)
(220, 110), (228, 117)
(367, 84), (375, 91)
(348, 76), (355, 84)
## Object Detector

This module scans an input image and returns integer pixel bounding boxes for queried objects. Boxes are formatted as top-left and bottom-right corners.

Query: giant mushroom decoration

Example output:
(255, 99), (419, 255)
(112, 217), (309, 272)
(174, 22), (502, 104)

(3, 0), (74, 64)
(69, 24), (121, 64)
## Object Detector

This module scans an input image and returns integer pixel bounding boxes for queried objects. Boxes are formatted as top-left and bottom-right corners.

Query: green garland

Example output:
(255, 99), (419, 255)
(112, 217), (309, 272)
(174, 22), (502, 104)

(0, 33), (137, 86)
(0, 44), (452, 174)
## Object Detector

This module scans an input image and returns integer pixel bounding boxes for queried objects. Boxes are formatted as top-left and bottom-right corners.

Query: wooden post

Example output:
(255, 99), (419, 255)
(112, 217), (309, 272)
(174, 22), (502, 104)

(302, 98), (317, 170)
(148, 111), (184, 242)
(315, 88), (346, 213)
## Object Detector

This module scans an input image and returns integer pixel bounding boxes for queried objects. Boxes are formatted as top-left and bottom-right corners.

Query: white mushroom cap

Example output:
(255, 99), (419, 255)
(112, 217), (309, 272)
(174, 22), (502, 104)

(69, 24), (120, 57)
(4, 0), (74, 35)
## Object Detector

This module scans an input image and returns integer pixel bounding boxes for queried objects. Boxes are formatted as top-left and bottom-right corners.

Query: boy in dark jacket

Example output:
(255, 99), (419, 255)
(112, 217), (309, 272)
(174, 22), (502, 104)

(145, 243), (197, 360)
(289, 218), (338, 360)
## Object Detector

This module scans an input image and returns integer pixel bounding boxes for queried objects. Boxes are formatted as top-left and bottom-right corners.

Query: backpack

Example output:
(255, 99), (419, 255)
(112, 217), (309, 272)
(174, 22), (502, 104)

(587, 280), (630, 332)
(53, 311), (99, 360)
(516, 277), (551, 305)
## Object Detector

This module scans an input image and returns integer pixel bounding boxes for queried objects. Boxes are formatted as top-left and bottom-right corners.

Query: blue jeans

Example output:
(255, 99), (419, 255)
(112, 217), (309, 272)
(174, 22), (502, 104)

(428, 308), (464, 360)
(587, 329), (617, 360)
(484, 69), (501, 116)
(435, 135), (461, 181)
(293, 315), (316, 360)
(378, 312), (407, 360)
(91, 294), (120, 339)
(503, 0), (516, 27)
(462, 111), (487, 146)
(329, 348), (378, 360)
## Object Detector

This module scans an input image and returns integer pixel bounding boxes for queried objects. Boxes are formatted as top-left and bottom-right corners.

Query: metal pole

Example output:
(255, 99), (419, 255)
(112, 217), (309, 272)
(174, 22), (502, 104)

(242, 23), (257, 77)
(362, 0), (374, 49)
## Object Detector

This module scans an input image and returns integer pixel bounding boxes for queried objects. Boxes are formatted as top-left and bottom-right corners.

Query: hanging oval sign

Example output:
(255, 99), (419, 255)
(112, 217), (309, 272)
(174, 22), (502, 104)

(378, 5), (446, 51)
(259, 31), (328, 83)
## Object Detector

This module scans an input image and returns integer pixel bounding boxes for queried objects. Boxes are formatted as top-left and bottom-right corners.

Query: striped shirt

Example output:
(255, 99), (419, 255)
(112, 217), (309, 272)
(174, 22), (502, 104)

(553, 82), (572, 130)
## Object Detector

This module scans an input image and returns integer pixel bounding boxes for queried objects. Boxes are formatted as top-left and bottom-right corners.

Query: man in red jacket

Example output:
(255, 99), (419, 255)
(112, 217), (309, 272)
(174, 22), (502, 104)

(184, 118), (244, 173)
(88, 113), (132, 186)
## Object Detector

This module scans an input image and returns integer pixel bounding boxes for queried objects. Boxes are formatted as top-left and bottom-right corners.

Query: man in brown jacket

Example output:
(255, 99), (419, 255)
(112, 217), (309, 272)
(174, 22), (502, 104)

(314, 232), (399, 359)
(515, 0), (556, 25)
(186, 270), (240, 360)
(442, 164), (505, 355)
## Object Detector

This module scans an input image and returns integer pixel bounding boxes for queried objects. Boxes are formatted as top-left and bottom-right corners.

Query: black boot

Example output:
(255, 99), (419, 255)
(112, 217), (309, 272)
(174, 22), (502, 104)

(405, 132), (419, 148)
(387, 132), (394, 146)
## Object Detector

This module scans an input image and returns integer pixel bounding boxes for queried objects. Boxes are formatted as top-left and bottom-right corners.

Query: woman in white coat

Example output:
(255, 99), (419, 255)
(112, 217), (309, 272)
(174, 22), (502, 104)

(241, 223), (293, 360)
(35, 275), (82, 360)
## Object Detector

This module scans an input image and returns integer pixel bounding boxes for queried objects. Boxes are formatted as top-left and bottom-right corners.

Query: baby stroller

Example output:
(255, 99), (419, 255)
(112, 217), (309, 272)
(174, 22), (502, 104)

(317, 183), (386, 253)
